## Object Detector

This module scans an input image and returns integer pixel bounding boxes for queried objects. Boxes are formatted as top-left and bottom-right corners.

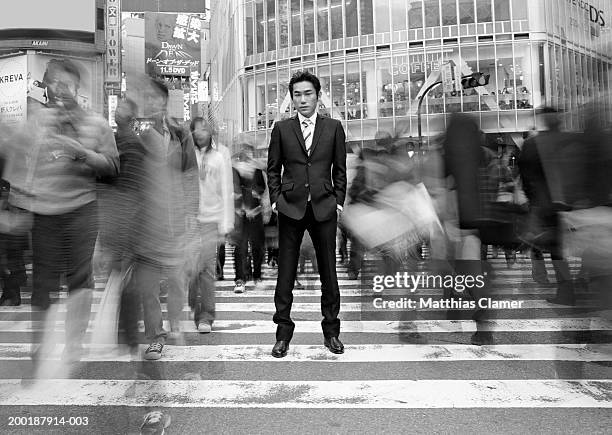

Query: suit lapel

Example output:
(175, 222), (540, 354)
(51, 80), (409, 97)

(291, 116), (308, 155)
(308, 115), (325, 157)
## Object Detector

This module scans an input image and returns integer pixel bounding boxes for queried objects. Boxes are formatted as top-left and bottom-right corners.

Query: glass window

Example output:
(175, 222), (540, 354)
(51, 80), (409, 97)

(494, 0), (509, 20)
(374, 0), (390, 34)
(458, 0), (474, 24)
(424, 0), (440, 27)
(331, 63), (346, 120)
(278, 68), (292, 119)
(496, 44), (515, 110)
(511, 0), (527, 20)
(304, 0), (315, 43)
(392, 54), (410, 116)
(361, 0), (374, 35)
(441, 0), (457, 25)
(460, 46), (478, 112)
(317, 0), (329, 42)
(318, 63), (332, 117)
(345, 0), (358, 37)
(476, 0), (492, 22)
(377, 57), (393, 117)
(361, 60), (376, 119)
(346, 61), (362, 119)
(331, 0), (343, 39)
(513, 42), (533, 109)
(256, 0), (264, 53)
(408, 1), (423, 30)
(291, 0), (301, 46)
(266, 0), (276, 51)
(391, 0), (407, 31)
(477, 44), (497, 111)
(279, 0), (289, 48)
(255, 73), (266, 129)
(245, 2), (254, 56)
(266, 70), (278, 126)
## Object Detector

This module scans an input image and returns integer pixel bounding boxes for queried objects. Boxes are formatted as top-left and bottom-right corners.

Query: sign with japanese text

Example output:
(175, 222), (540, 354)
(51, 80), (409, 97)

(0, 55), (27, 125)
(145, 12), (202, 77)
(106, 0), (121, 83)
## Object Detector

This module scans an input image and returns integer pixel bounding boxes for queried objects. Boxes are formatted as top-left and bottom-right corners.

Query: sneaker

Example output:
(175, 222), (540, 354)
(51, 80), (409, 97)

(168, 320), (181, 339)
(144, 342), (163, 360)
(294, 279), (304, 290)
(140, 410), (171, 434)
(253, 279), (266, 291)
(234, 281), (246, 293)
(197, 322), (212, 333)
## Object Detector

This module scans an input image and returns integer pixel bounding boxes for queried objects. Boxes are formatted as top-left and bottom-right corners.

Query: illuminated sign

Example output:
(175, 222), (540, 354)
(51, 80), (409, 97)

(31, 40), (49, 46)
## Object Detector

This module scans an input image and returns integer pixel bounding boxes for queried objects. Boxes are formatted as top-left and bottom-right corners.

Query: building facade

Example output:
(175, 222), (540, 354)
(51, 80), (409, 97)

(208, 0), (611, 152)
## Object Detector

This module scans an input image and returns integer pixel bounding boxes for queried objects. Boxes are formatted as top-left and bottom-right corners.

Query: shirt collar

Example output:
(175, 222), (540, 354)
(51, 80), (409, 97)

(298, 111), (317, 126)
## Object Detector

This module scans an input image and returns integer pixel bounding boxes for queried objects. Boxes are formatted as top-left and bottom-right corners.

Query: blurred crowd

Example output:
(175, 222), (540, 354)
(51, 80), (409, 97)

(0, 56), (611, 372)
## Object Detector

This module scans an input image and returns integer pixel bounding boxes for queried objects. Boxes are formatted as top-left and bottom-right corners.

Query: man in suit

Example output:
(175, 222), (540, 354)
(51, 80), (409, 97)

(267, 71), (347, 357)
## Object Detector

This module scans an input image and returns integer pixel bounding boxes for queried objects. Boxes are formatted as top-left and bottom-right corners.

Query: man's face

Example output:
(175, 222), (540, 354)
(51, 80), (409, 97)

(292, 80), (319, 118)
(145, 87), (167, 118)
(46, 70), (78, 108)
(192, 121), (212, 148)
(156, 16), (174, 42)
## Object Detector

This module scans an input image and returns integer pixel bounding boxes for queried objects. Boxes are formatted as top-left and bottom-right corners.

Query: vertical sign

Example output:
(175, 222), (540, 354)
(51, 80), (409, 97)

(0, 55), (27, 124)
(106, 0), (121, 83)
(108, 94), (118, 128)
(183, 89), (191, 121)
(189, 70), (199, 104)
(440, 62), (453, 93)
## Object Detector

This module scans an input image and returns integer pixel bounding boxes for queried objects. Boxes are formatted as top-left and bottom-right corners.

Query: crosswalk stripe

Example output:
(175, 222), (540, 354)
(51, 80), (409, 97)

(1, 318), (609, 334)
(1, 379), (610, 408)
(1, 343), (610, 362)
(0, 299), (598, 314)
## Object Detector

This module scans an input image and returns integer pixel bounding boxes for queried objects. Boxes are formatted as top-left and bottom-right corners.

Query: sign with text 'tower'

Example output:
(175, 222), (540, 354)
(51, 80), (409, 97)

(106, 0), (121, 83)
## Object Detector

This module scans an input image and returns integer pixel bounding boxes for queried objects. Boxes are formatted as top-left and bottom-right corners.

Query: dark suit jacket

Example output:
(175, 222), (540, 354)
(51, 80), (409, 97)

(267, 114), (347, 222)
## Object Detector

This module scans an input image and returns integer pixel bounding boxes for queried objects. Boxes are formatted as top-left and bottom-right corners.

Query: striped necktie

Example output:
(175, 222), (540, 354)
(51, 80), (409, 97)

(302, 119), (313, 153)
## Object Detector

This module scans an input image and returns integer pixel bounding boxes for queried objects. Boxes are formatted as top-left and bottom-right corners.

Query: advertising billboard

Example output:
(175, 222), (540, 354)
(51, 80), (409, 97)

(144, 12), (202, 77)
(27, 54), (95, 113)
(0, 56), (28, 125)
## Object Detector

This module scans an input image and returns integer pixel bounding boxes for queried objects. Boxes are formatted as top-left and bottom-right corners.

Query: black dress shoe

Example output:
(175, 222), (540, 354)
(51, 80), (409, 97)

(324, 337), (344, 354)
(272, 340), (289, 358)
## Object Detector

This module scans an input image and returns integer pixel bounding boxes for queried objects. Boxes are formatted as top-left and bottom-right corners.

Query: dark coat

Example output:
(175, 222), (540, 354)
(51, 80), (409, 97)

(267, 114), (347, 222)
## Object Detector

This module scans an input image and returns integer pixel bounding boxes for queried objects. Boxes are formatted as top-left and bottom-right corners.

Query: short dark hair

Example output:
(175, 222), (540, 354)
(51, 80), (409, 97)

(43, 58), (81, 86)
(190, 116), (215, 135)
(289, 71), (321, 96)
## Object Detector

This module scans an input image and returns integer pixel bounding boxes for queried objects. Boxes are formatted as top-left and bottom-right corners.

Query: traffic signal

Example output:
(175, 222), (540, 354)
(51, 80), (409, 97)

(461, 72), (490, 89)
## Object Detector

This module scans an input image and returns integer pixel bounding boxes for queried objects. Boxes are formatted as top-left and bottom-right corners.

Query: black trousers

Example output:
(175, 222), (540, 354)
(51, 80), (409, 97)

(234, 214), (265, 282)
(273, 203), (340, 341)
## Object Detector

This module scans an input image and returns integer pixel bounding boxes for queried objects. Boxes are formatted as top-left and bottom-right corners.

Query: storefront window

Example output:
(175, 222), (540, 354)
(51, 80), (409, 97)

(460, 46), (479, 112)
(345, 0), (358, 37)
(245, 1), (254, 56)
(279, 0), (289, 48)
(477, 44), (498, 111)
(332, 63), (346, 120)
(496, 44), (516, 110)
(377, 57), (393, 117)
(441, 0), (457, 25)
(331, 0), (343, 39)
(304, 0), (315, 44)
(266, 0), (276, 51)
(391, 54), (410, 116)
(266, 70), (278, 126)
(476, 0), (492, 22)
(362, 59), (377, 119)
(424, 0), (441, 28)
(318, 63), (332, 117)
(255, 73), (266, 129)
(256, 0), (264, 53)
(291, 0), (301, 46)
(317, 0), (329, 42)
(361, 0), (374, 35)
(374, 0), (390, 34)
(278, 68), (291, 120)
(458, 0), (475, 24)
(408, 1), (423, 30)
(494, 0), (509, 21)
(346, 61), (363, 119)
